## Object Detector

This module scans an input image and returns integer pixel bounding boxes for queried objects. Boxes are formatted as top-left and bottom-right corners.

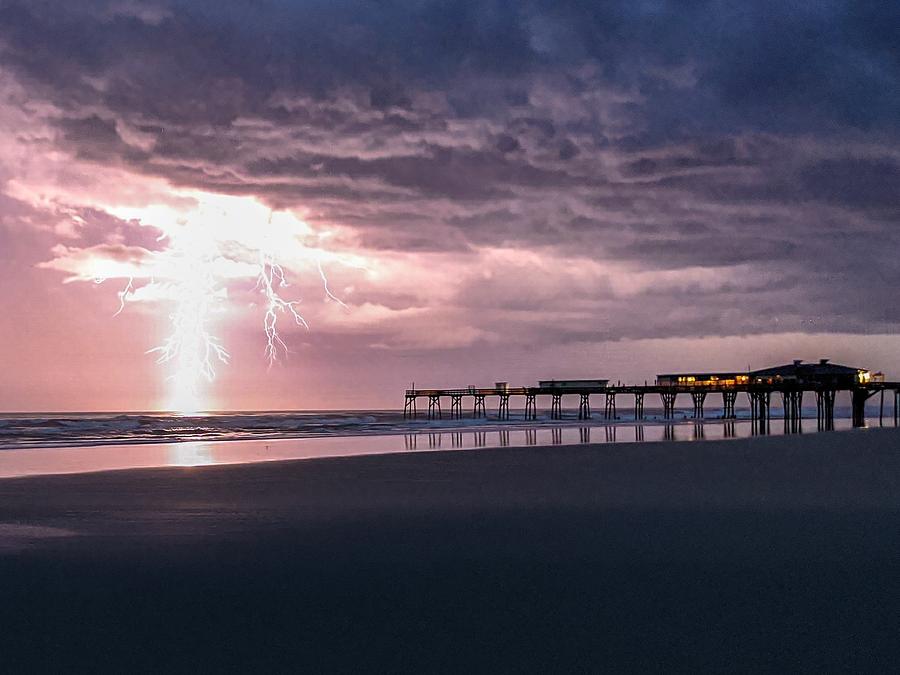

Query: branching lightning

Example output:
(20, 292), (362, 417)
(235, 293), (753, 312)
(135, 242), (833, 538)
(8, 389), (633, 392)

(113, 276), (134, 317)
(257, 249), (309, 367)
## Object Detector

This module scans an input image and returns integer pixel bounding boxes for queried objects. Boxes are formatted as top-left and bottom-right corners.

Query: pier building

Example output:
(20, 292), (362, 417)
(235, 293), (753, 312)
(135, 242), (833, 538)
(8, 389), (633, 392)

(749, 359), (872, 387)
(656, 373), (749, 387)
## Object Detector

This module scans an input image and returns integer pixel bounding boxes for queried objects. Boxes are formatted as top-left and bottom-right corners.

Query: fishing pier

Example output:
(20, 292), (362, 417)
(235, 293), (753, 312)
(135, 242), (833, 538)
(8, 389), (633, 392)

(403, 360), (900, 429)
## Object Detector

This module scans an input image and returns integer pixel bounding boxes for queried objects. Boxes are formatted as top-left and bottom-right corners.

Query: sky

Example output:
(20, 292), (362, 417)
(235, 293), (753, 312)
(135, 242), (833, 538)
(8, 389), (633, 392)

(0, 0), (898, 412)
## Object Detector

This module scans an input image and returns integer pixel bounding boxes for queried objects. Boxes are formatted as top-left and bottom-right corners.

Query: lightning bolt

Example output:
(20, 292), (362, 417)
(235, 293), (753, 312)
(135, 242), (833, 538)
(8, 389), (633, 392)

(96, 209), (348, 414)
(318, 258), (349, 310)
(257, 249), (309, 367)
(113, 276), (134, 317)
(146, 229), (229, 414)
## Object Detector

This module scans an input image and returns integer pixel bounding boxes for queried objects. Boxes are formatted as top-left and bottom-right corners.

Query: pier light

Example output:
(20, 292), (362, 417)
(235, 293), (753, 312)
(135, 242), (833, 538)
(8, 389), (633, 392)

(858, 370), (872, 384)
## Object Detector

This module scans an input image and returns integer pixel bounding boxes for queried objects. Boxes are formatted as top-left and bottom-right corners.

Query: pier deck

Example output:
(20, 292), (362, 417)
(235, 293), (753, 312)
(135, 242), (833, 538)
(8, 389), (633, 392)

(404, 381), (900, 428)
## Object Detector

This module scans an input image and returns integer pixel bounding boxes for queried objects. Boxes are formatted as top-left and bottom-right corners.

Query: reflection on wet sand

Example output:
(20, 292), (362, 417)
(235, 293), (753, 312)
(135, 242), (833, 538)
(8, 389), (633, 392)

(752, 419), (770, 436)
(167, 442), (216, 467)
(724, 421), (736, 438)
(693, 422), (705, 440)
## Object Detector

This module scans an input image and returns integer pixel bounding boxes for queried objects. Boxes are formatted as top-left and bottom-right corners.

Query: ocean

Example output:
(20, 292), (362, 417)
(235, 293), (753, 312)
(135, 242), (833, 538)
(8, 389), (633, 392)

(0, 404), (877, 450)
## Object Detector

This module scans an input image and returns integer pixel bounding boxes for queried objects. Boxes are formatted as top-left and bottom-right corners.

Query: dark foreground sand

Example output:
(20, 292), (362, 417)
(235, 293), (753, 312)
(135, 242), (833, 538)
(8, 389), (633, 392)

(1, 428), (899, 673)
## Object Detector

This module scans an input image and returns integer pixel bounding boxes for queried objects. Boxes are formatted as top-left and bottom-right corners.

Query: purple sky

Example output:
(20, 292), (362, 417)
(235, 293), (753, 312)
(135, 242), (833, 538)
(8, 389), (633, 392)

(0, 1), (898, 411)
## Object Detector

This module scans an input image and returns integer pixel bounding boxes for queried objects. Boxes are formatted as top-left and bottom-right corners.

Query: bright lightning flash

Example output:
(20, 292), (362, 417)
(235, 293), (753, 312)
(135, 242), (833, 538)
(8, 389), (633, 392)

(79, 193), (354, 415)
(147, 225), (230, 415)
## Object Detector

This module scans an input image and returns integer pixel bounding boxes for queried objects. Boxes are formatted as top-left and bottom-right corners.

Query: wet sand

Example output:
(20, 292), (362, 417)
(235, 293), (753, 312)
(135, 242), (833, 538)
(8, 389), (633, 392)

(1, 428), (899, 673)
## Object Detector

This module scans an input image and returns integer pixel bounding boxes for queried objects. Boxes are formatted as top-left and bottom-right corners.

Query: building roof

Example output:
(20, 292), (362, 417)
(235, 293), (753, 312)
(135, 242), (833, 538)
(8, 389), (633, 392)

(538, 379), (609, 384)
(750, 359), (864, 377)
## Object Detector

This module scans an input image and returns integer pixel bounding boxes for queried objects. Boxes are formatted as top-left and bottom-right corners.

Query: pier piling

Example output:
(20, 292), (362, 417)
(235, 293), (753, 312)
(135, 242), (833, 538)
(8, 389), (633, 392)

(427, 394), (442, 420)
(403, 394), (417, 419)
(524, 393), (537, 420)
(691, 391), (707, 418)
(550, 394), (562, 419)
(604, 392), (616, 419)
(578, 393), (591, 420)
(498, 393), (510, 420)
(660, 391), (678, 419)
(450, 394), (463, 419)
(722, 390), (737, 418)
(473, 394), (486, 418)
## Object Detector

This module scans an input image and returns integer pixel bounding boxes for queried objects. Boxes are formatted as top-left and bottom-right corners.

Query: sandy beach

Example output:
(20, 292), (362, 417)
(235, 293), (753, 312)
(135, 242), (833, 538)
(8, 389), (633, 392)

(1, 427), (899, 673)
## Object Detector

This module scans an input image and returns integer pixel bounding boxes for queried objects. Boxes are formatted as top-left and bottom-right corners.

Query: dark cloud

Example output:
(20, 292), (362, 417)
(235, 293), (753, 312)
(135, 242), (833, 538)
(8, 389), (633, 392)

(799, 157), (900, 212)
(557, 138), (579, 160)
(495, 134), (521, 154)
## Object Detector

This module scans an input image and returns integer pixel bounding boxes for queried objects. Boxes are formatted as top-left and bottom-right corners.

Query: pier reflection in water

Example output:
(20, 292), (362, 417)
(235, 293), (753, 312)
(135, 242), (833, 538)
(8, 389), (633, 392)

(693, 422), (705, 440)
(724, 420), (736, 438)
(397, 415), (875, 454)
(751, 419), (770, 436)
